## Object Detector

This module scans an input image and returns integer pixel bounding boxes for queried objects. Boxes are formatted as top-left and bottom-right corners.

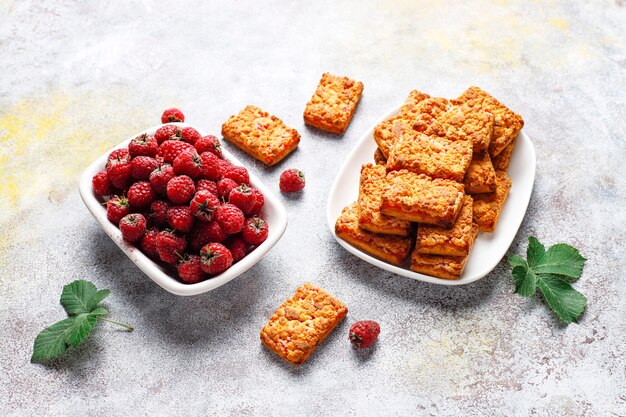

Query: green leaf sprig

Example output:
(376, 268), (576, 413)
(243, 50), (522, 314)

(509, 237), (587, 324)
(32, 280), (133, 363)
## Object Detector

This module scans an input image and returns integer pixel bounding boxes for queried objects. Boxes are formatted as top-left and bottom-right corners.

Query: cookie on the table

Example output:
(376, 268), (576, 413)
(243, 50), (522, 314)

(303, 73), (364, 134)
(472, 171), (512, 232)
(335, 202), (413, 266)
(260, 283), (348, 366)
(463, 152), (497, 194)
(492, 137), (517, 172)
(427, 103), (494, 153)
(373, 148), (387, 165)
(221, 105), (301, 166)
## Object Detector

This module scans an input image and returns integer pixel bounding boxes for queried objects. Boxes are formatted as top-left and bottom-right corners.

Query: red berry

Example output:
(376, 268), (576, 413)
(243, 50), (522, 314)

(180, 127), (202, 145)
(173, 150), (203, 179)
(217, 158), (232, 174)
(195, 179), (217, 196)
(140, 228), (159, 259)
(242, 217), (269, 246)
(158, 140), (195, 164)
(149, 200), (170, 227)
(200, 243), (233, 275)
(228, 184), (256, 214)
(119, 213), (147, 243)
(156, 230), (187, 264)
(349, 320), (380, 349)
(189, 190), (220, 222)
(226, 236), (247, 262)
(215, 203), (245, 235)
(155, 125), (182, 145)
(92, 170), (113, 196)
(167, 205), (195, 232)
(128, 133), (158, 157)
(249, 188), (265, 215)
(107, 148), (130, 164)
(195, 135), (223, 158)
(128, 181), (156, 208)
(223, 166), (250, 185)
(177, 254), (204, 284)
(189, 221), (227, 251)
(150, 164), (175, 194)
(131, 156), (159, 180)
(161, 108), (185, 123)
(199, 151), (222, 181)
(279, 169), (305, 192)
(106, 154), (132, 190)
(106, 196), (130, 224)
(217, 178), (238, 199)
(166, 175), (195, 204)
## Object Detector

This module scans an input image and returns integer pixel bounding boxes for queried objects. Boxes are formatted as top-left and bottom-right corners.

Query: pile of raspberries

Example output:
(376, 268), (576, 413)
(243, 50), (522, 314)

(92, 108), (269, 284)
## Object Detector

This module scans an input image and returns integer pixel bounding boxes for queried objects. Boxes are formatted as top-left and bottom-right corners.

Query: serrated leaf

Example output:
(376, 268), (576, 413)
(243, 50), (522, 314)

(508, 255), (527, 269)
(90, 306), (108, 317)
(31, 318), (76, 362)
(533, 243), (586, 280)
(512, 265), (537, 297)
(60, 280), (110, 316)
(536, 274), (587, 323)
(527, 236), (546, 268)
(66, 313), (99, 347)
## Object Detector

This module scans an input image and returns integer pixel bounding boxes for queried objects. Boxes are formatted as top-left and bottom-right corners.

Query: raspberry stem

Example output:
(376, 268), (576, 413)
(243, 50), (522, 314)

(99, 317), (134, 332)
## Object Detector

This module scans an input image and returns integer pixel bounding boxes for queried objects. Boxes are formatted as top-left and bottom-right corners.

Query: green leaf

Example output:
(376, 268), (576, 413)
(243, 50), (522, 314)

(512, 265), (537, 297)
(31, 318), (76, 362)
(526, 236), (546, 268)
(508, 255), (527, 269)
(90, 306), (108, 317)
(536, 274), (587, 323)
(66, 313), (99, 347)
(60, 280), (110, 316)
(533, 243), (586, 280)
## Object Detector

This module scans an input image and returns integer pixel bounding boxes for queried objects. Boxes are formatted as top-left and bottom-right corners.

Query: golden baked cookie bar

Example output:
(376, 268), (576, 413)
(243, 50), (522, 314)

(410, 224), (478, 280)
(427, 103), (494, 153)
(454, 86), (524, 157)
(463, 152), (497, 194)
(357, 164), (411, 236)
(260, 283), (348, 366)
(335, 202), (412, 266)
(303, 73), (364, 134)
(415, 195), (476, 256)
(386, 130), (473, 182)
(381, 170), (465, 227)
(221, 105), (301, 166)
(373, 148), (387, 165)
(472, 171), (512, 232)
(492, 137), (516, 172)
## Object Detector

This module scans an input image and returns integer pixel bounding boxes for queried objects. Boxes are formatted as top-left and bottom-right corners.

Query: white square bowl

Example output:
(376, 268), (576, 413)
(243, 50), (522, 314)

(79, 123), (288, 296)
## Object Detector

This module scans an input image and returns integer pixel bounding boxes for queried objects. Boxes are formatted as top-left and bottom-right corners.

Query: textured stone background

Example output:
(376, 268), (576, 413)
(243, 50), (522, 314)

(1, 1), (625, 416)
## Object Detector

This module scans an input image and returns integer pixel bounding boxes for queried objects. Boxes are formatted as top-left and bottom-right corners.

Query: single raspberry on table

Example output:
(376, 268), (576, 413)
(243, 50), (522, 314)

(349, 320), (380, 349)
(150, 164), (175, 194)
(131, 156), (159, 180)
(200, 242), (233, 275)
(242, 217), (269, 246)
(106, 153), (132, 190)
(167, 205), (195, 232)
(225, 236), (247, 262)
(249, 188), (265, 215)
(158, 140), (195, 164)
(92, 170), (113, 197)
(189, 190), (220, 222)
(217, 178), (238, 199)
(128, 181), (157, 208)
(161, 108), (185, 123)
(194, 135), (223, 158)
(223, 166), (250, 185)
(155, 124), (182, 145)
(167, 175), (195, 204)
(180, 127), (202, 145)
(156, 230), (187, 264)
(279, 169), (305, 192)
(215, 203), (245, 235)
(140, 228), (160, 259)
(199, 151), (222, 181)
(195, 179), (218, 196)
(177, 254), (204, 284)
(119, 213), (147, 243)
(228, 184), (256, 214)
(106, 196), (130, 224)
(173, 150), (203, 179)
(189, 220), (227, 251)
(128, 133), (158, 158)
(149, 200), (170, 227)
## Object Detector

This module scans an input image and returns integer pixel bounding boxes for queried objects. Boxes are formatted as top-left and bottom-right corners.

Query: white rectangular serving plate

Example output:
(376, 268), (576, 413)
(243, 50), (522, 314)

(327, 106), (536, 285)
(79, 123), (288, 296)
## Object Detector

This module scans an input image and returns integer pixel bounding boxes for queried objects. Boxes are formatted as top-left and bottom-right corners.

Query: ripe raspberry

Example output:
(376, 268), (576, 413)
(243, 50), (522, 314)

(189, 221), (227, 251)
(107, 148), (130, 164)
(155, 124), (182, 145)
(225, 236), (247, 262)
(194, 135), (223, 158)
(217, 158), (232, 174)
(279, 169), (305, 192)
(217, 178), (238, 199)
(106, 153), (132, 190)
(177, 254), (204, 284)
(131, 156), (159, 180)
(195, 179), (218, 196)
(106, 196), (130, 224)
(158, 140), (195, 164)
(199, 151), (222, 181)
(215, 203), (245, 235)
(167, 205), (195, 232)
(156, 230), (187, 264)
(223, 166), (250, 185)
(242, 217), (269, 246)
(228, 184), (256, 214)
(249, 188), (265, 215)
(189, 190), (220, 222)
(149, 164), (175, 194)
(119, 213), (147, 243)
(180, 127), (202, 145)
(200, 243), (233, 275)
(128, 181), (156, 208)
(149, 200), (170, 227)
(349, 320), (380, 349)
(173, 150), (203, 179)
(92, 170), (113, 197)
(128, 133), (158, 157)
(167, 175), (195, 204)
(140, 228), (159, 259)
(161, 108), (185, 123)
